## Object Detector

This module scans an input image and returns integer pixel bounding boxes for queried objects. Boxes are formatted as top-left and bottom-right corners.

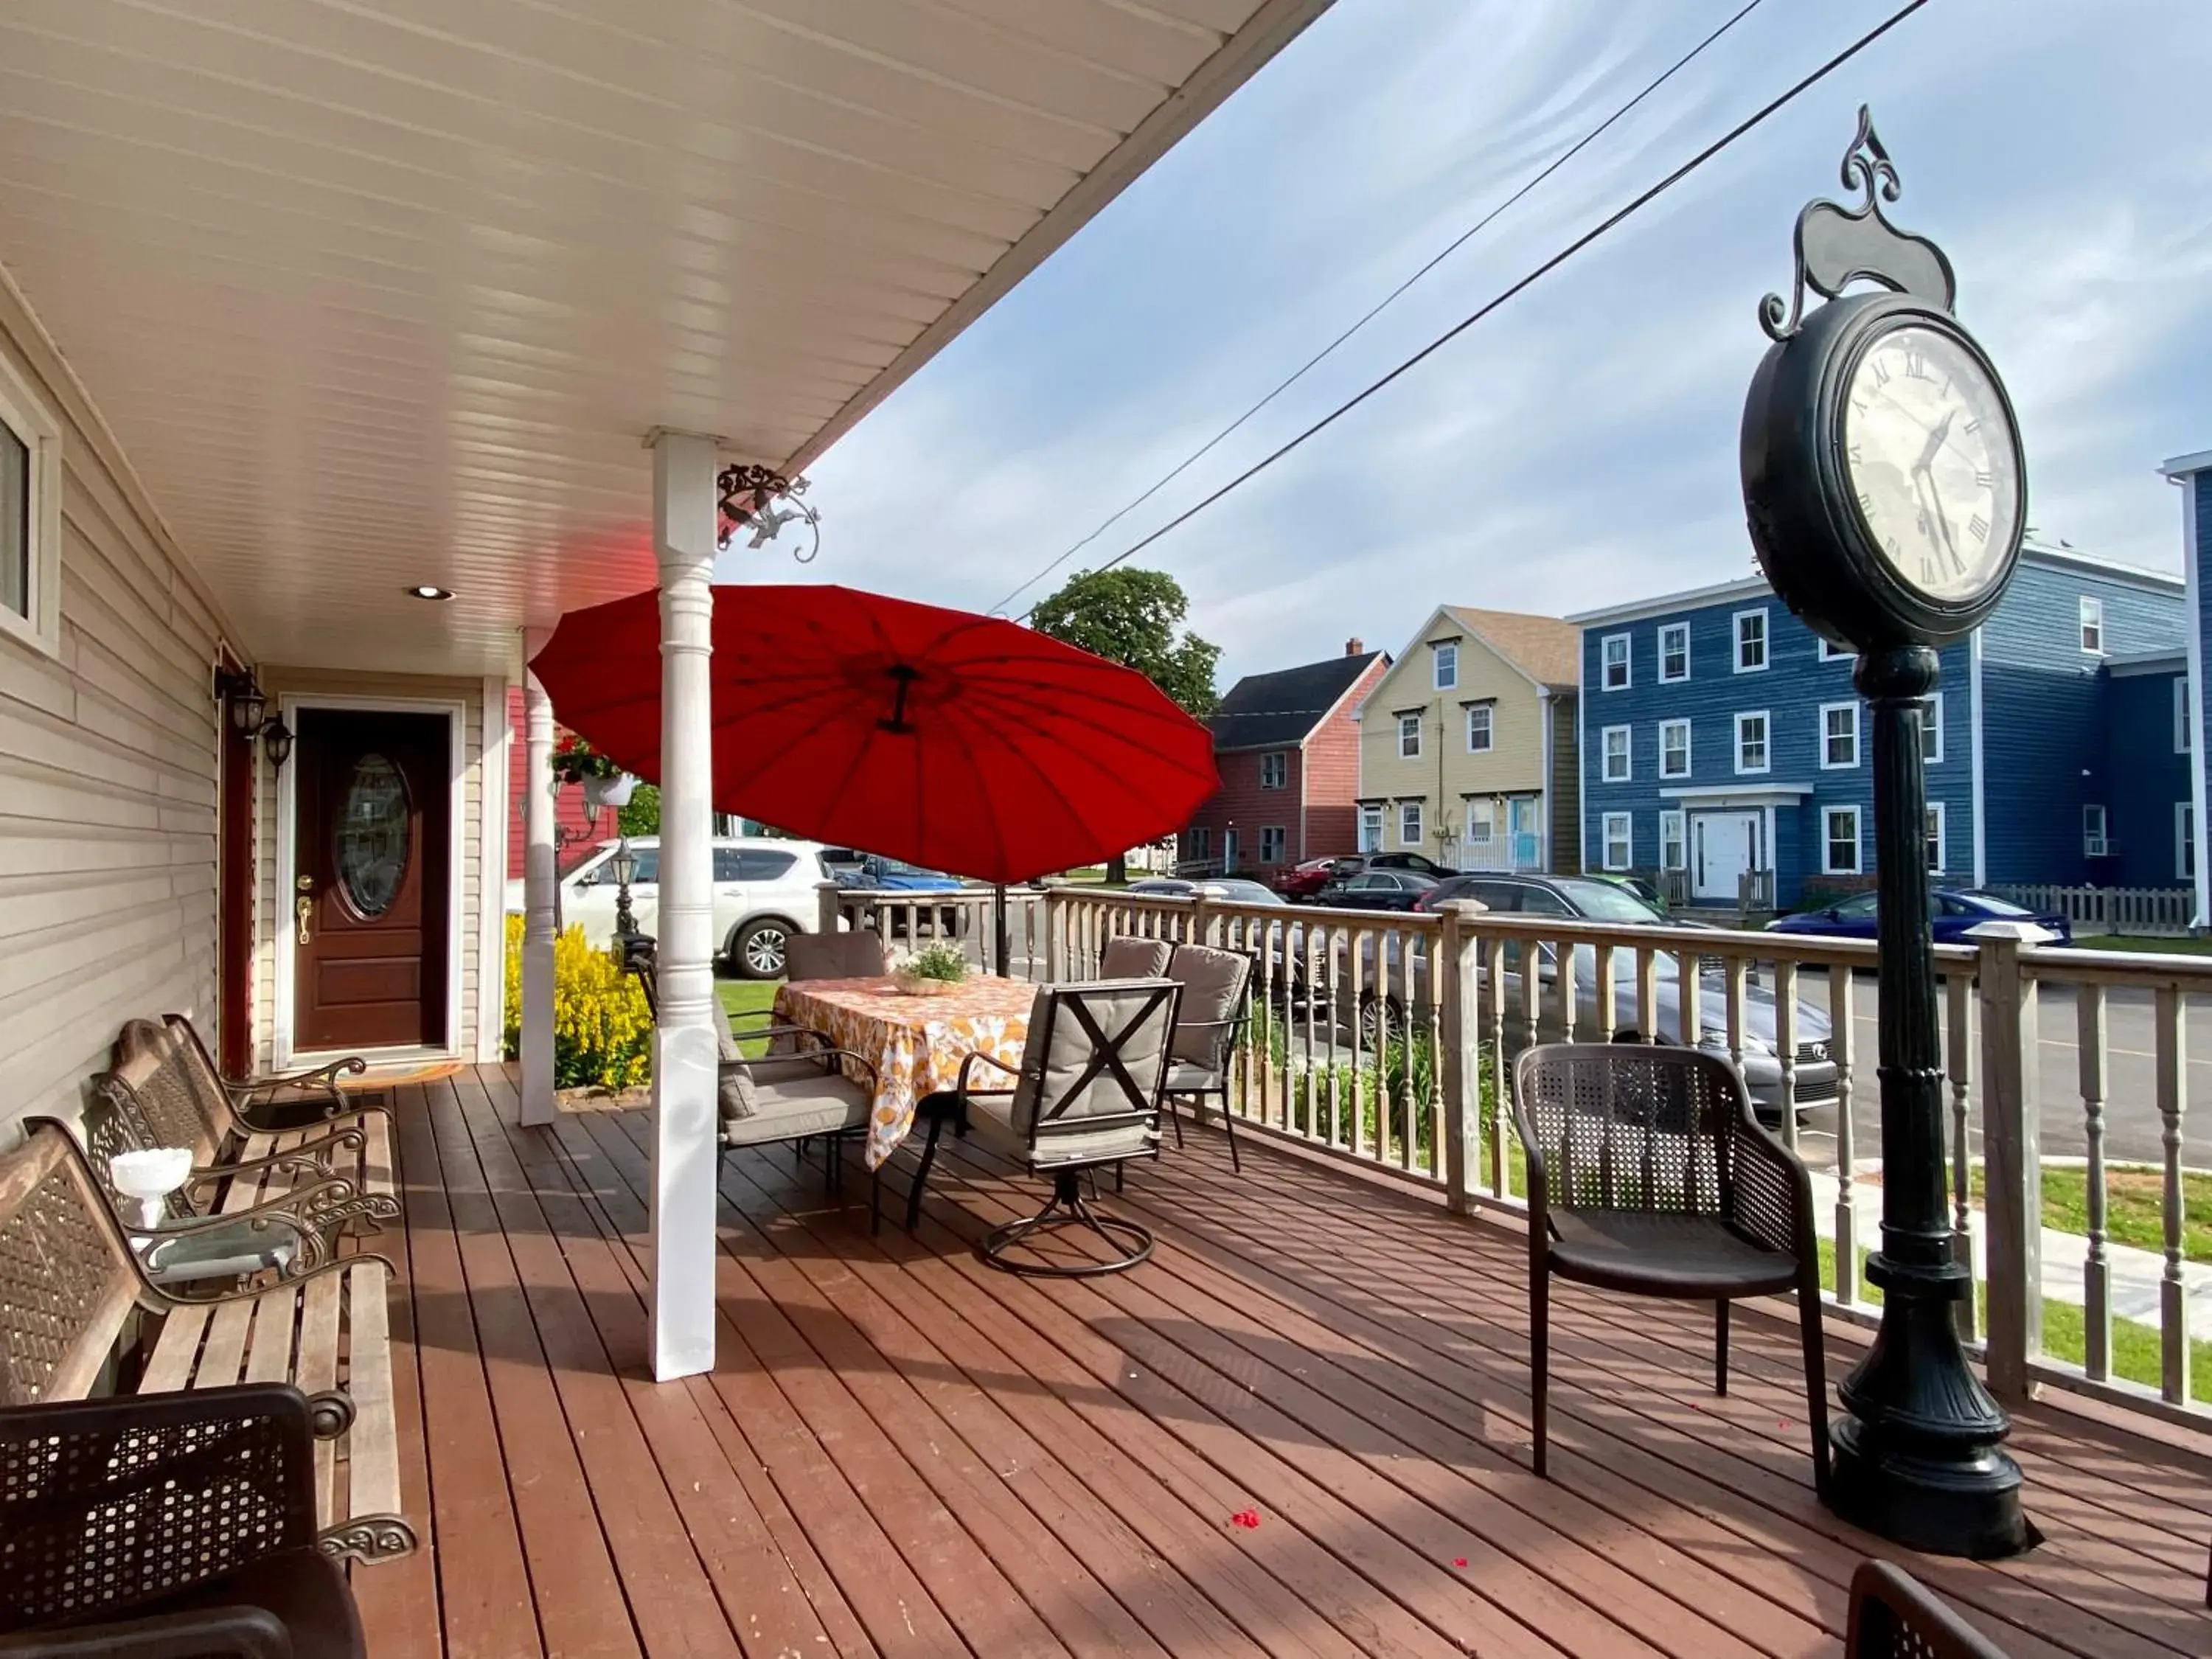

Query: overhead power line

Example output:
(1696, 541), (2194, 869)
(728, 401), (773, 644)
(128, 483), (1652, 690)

(990, 0), (1773, 618)
(1013, 0), (1935, 609)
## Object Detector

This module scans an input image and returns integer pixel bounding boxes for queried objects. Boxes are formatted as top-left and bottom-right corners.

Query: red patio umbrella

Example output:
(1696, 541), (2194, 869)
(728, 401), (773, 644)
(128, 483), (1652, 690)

(528, 584), (1217, 887)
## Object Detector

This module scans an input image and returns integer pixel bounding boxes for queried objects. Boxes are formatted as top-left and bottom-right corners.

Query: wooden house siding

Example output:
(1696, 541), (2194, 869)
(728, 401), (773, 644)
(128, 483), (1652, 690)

(1547, 692), (1581, 874)
(0, 268), (233, 1138)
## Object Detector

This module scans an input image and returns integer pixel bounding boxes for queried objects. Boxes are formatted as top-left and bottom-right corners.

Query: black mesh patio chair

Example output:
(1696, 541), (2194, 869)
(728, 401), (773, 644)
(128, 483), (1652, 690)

(1846, 1560), (2013, 1658)
(1161, 942), (1251, 1173)
(1512, 1043), (1830, 1497)
(901, 978), (1179, 1274)
(0, 1384), (366, 1658)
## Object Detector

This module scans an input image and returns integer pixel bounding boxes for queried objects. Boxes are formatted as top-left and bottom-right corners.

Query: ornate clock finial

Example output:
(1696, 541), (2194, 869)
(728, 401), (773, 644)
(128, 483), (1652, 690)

(1759, 104), (1957, 341)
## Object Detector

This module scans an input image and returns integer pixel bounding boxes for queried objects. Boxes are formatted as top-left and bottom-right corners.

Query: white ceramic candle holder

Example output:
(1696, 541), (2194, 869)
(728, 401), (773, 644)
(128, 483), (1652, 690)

(109, 1147), (192, 1232)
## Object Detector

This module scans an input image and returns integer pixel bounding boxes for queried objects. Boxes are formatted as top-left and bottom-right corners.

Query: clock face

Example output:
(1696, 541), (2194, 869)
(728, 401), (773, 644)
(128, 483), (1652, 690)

(1840, 323), (2021, 604)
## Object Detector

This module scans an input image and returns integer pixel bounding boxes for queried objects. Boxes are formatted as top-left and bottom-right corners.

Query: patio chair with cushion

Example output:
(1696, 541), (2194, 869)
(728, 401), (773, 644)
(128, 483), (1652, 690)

(1846, 1560), (2011, 1658)
(1099, 936), (1174, 980)
(786, 931), (888, 980)
(0, 1384), (367, 1658)
(1161, 943), (1251, 1173)
(912, 978), (1179, 1276)
(1512, 1042), (1830, 1497)
(714, 993), (880, 1193)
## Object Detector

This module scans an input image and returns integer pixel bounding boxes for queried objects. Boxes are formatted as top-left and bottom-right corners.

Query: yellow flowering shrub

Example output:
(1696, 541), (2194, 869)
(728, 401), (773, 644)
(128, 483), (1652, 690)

(502, 914), (655, 1089)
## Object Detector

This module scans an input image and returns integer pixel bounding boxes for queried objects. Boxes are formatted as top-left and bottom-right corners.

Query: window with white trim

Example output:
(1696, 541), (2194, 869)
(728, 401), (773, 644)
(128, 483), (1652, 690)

(2079, 596), (2104, 655)
(1400, 800), (1424, 848)
(1823, 805), (1862, 874)
(1658, 623), (1689, 683)
(2083, 803), (2109, 858)
(1819, 637), (1854, 661)
(1466, 702), (1494, 752)
(1734, 608), (1768, 672)
(1433, 641), (1458, 690)
(0, 348), (61, 655)
(1190, 826), (1212, 860)
(1925, 802), (1946, 873)
(2177, 678), (2194, 755)
(1601, 724), (1631, 782)
(1467, 798), (1498, 852)
(1397, 712), (1422, 758)
(2180, 801), (2197, 882)
(1601, 812), (1632, 872)
(1358, 804), (1382, 852)
(1601, 633), (1630, 690)
(1921, 695), (1944, 764)
(1734, 711), (1769, 775)
(1820, 701), (1860, 769)
(1260, 825), (1286, 863)
(1259, 750), (1287, 789)
(1658, 717), (1691, 779)
(1659, 810), (1686, 872)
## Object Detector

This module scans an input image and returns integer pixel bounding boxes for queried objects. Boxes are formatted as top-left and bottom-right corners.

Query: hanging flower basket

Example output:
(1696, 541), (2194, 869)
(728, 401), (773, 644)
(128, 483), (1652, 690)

(582, 771), (639, 810)
(552, 735), (624, 787)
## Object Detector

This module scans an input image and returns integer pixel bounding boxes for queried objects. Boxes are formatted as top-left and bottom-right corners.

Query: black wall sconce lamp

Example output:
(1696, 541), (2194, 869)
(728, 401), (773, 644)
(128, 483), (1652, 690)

(260, 718), (294, 770)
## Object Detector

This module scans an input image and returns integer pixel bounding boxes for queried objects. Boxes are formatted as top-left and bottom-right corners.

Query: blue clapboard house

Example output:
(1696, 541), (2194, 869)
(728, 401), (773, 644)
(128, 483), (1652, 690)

(1569, 544), (2188, 911)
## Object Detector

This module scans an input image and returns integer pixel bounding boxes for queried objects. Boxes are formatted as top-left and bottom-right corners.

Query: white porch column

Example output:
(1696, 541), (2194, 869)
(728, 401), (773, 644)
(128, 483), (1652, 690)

(648, 429), (720, 1382)
(520, 669), (558, 1128)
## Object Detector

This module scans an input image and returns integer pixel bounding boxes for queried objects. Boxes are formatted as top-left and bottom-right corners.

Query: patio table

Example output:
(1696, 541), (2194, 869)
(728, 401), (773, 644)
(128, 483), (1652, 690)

(772, 975), (1038, 1169)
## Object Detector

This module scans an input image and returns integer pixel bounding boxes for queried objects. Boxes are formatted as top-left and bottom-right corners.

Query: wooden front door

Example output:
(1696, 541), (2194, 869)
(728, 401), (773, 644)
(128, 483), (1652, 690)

(293, 709), (451, 1052)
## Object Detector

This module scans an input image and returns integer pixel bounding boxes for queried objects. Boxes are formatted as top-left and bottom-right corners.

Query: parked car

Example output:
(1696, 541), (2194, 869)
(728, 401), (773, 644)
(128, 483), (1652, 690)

(1414, 871), (1727, 929)
(822, 849), (967, 937)
(1314, 869), (1439, 911)
(1127, 877), (1286, 905)
(1767, 887), (2071, 945)
(1275, 850), (1453, 901)
(503, 835), (840, 977)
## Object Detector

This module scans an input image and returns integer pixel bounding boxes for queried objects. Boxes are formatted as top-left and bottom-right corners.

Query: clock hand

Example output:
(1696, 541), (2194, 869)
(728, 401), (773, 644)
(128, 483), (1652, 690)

(1914, 407), (1956, 474)
(1922, 467), (1966, 574)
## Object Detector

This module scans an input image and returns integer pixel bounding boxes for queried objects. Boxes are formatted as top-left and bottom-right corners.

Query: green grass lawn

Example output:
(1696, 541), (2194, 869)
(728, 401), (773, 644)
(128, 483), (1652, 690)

(715, 974), (782, 1057)
(1961, 1164), (2212, 1265)
(2065, 932), (2212, 955)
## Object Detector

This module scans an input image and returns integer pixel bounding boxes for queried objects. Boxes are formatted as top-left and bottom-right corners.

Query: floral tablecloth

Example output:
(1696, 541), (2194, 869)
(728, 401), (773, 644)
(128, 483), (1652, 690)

(773, 976), (1039, 1169)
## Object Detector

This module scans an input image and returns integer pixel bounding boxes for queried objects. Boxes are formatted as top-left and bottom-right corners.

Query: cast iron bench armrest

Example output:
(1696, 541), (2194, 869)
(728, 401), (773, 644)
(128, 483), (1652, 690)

(183, 1126), (369, 1194)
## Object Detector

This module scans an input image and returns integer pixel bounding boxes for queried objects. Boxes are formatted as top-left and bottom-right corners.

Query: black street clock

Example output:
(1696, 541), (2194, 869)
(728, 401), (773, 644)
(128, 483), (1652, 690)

(1739, 108), (2034, 1561)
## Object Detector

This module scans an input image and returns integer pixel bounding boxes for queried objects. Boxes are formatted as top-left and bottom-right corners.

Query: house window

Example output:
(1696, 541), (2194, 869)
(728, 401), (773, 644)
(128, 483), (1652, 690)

(1658, 717), (1691, 779)
(2180, 802), (2197, 882)
(2177, 679), (2194, 755)
(1259, 751), (1287, 789)
(1819, 637), (1854, 661)
(1820, 701), (1860, 769)
(1466, 702), (1495, 752)
(1658, 623), (1689, 683)
(2083, 803), (2109, 858)
(1400, 800), (1424, 848)
(1660, 810), (1686, 872)
(1467, 798), (1498, 852)
(1358, 804), (1382, 852)
(1601, 725), (1631, 782)
(1921, 695), (1944, 764)
(1602, 812), (1633, 872)
(2079, 597), (2104, 654)
(1189, 826), (1212, 860)
(1734, 609), (1768, 672)
(1734, 711), (1770, 775)
(1397, 712), (1422, 759)
(1823, 805), (1862, 874)
(1925, 802), (1947, 873)
(1433, 641), (1458, 690)
(1601, 633), (1630, 690)
(0, 349), (60, 655)
(1260, 825), (1286, 863)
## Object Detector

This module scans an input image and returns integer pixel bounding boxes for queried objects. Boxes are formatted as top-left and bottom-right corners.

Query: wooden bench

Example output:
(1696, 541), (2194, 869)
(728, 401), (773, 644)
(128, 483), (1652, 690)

(0, 1124), (414, 1564)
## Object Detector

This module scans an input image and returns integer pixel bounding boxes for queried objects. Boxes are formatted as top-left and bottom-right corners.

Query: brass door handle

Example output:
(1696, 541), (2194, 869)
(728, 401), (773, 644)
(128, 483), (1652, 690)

(296, 895), (313, 945)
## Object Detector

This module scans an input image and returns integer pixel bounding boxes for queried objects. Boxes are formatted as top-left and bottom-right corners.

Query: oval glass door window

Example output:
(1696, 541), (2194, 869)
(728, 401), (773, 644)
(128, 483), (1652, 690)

(335, 754), (411, 918)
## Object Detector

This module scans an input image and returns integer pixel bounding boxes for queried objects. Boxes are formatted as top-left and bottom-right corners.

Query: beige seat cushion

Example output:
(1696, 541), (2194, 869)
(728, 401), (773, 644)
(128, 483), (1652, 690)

(711, 996), (754, 1119)
(718, 1072), (872, 1147)
(1099, 937), (1173, 981)
(1164, 1060), (1222, 1095)
(965, 1091), (1155, 1169)
(989, 979), (1175, 1166)
(787, 933), (888, 981)
(1167, 945), (1248, 1069)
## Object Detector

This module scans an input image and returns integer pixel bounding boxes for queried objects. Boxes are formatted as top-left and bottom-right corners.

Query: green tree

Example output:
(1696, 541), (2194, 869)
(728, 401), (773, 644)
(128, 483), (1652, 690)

(617, 782), (659, 838)
(1030, 567), (1220, 883)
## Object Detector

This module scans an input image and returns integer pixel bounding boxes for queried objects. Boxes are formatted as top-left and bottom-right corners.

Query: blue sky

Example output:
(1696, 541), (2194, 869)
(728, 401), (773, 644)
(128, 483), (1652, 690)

(742, 0), (2212, 686)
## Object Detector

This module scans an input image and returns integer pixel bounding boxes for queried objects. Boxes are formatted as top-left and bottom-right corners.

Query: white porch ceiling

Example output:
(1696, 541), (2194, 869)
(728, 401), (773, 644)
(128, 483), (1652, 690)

(0, 0), (1324, 676)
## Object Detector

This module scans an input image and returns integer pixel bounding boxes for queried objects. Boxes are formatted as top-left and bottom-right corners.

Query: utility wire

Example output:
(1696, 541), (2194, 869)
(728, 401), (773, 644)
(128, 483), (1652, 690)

(1018, 0), (1933, 605)
(991, 0), (1773, 618)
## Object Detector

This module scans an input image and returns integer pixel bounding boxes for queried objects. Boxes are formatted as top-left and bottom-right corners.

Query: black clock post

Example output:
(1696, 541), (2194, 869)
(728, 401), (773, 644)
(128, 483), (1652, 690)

(1739, 111), (2033, 1558)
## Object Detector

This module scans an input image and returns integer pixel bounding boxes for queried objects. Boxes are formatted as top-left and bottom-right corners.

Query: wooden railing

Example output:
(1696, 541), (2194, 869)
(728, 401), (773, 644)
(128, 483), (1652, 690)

(1043, 887), (2212, 1427)
(821, 884), (1049, 980)
(1991, 883), (2195, 936)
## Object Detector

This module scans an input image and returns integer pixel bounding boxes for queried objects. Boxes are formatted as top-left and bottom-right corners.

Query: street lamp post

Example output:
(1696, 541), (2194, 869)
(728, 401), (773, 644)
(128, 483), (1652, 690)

(611, 837), (641, 941)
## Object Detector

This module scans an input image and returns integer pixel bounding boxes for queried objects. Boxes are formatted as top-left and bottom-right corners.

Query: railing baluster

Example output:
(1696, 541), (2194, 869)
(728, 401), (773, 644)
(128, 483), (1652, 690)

(1945, 970), (1976, 1342)
(1832, 962), (1858, 1306)
(2155, 984), (2190, 1406)
(1595, 942), (1616, 1043)
(1346, 919), (1366, 1151)
(1635, 947), (1659, 1044)
(1773, 959), (1798, 1154)
(1302, 916), (1321, 1145)
(1724, 956), (1747, 1078)
(1425, 934), (1449, 1179)
(2078, 982), (2110, 1381)
(1404, 926), (1425, 1167)
(1486, 933), (1508, 1196)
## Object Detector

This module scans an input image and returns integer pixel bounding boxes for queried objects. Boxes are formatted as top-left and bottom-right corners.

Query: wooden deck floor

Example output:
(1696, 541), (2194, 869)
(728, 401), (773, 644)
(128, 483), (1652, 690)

(349, 1065), (2212, 1659)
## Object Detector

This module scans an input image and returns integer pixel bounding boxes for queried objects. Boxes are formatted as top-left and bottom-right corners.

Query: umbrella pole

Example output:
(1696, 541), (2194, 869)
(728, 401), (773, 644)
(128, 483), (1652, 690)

(994, 883), (1012, 978)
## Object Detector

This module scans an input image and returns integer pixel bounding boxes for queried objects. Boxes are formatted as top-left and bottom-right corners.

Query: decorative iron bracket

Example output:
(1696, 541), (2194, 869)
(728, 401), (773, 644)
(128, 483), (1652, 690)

(1759, 105), (1957, 340)
(717, 462), (821, 561)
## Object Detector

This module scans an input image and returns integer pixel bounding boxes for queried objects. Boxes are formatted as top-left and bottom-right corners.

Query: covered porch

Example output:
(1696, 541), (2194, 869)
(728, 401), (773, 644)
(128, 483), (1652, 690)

(357, 1062), (2208, 1659)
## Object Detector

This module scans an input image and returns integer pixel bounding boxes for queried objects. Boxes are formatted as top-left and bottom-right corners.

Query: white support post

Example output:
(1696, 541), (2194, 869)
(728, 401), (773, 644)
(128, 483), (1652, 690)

(520, 669), (558, 1128)
(648, 429), (721, 1383)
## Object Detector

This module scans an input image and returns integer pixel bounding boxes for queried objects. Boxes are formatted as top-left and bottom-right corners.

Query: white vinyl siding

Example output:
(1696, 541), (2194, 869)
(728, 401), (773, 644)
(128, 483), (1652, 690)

(1823, 805), (1862, 875)
(1658, 717), (1690, 779)
(1601, 812), (1632, 872)
(1601, 724), (1630, 782)
(1733, 711), (1770, 776)
(1658, 623), (1688, 683)
(1820, 701), (1860, 769)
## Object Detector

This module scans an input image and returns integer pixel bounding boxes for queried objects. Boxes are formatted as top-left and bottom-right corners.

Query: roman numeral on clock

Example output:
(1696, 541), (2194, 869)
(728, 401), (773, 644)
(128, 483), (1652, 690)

(1975, 470), (1993, 487)
(1969, 514), (1989, 543)
(1904, 349), (1929, 380)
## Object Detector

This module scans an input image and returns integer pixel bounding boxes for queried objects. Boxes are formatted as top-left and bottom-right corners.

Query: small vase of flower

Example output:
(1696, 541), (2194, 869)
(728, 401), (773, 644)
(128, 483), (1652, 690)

(891, 941), (968, 997)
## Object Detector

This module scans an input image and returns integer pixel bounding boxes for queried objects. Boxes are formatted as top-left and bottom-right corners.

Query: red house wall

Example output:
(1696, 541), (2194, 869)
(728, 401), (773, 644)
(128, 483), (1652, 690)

(505, 686), (606, 880)
(1183, 748), (1307, 877)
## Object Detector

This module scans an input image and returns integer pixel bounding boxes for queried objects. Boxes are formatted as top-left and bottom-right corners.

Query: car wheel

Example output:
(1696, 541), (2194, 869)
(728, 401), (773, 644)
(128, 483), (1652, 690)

(734, 917), (791, 979)
(1358, 992), (1405, 1048)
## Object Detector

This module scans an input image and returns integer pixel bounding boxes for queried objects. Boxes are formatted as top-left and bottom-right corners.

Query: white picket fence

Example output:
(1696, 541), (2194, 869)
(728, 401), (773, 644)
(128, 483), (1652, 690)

(1989, 883), (2196, 937)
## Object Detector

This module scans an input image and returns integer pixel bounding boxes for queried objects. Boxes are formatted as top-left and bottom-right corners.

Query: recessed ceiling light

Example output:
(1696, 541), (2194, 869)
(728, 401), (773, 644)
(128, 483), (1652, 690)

(406, 585), (454, 601)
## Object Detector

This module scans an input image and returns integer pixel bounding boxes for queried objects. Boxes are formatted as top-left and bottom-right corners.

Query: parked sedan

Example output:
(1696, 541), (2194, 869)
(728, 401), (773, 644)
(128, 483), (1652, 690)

(1127, 877), (1286, 906)
(1767, 887), (2071, 945)
(1275, 851), (1451, 902)
(1313, 870), (1439, 911)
